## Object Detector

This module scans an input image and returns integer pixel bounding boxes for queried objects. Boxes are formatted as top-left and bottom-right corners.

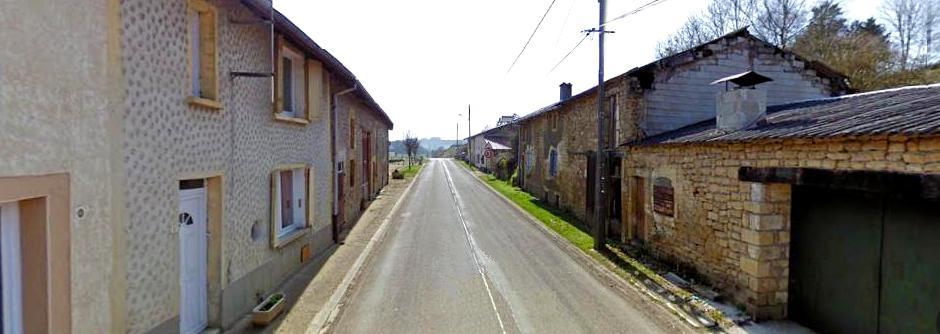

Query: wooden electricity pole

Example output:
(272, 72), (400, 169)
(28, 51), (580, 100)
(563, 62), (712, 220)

(591, 0), (609, 251)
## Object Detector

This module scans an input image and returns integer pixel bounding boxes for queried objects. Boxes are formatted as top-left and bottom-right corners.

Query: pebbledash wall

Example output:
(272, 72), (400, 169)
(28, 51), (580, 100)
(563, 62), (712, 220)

(623, 135), (940, 318)
(0, 0), (123, 333)
(333, 89), (391, 231)
(518, 30), (842, 224)
(119, 1), (333, 333)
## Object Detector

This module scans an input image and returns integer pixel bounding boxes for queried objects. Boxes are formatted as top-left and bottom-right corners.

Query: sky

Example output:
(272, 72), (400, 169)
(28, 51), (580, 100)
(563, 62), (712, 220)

(275, 0), (883, 141)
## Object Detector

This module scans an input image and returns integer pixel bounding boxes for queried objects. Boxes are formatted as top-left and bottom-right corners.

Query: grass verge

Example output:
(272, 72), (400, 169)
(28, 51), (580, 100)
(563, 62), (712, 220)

(458, 161), (731, 329)
(476, 173), (593, 251)
(401, 164), (424, 179)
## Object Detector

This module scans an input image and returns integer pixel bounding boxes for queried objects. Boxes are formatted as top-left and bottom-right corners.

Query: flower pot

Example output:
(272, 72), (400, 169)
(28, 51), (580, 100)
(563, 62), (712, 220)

(252, 292), (287, 326)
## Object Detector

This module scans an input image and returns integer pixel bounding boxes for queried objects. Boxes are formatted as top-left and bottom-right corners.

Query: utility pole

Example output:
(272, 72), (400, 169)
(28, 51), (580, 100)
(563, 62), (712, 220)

(467, 105), (471, 162)
(457, 113), (461, 158)
(590, 0), (610, 251)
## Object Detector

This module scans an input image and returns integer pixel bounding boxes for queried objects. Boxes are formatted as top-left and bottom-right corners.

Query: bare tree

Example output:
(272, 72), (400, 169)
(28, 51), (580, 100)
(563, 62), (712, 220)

(706, 0), (757, 36)
(753, 0), (809, 49)
(656, 16), (711, 58)
(882, 0), (927, 69)
(404, 132), (420, 167)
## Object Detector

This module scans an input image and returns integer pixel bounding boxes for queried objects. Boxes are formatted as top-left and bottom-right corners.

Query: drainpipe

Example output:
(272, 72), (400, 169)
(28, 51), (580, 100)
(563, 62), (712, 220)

(331, 83), (358, 242)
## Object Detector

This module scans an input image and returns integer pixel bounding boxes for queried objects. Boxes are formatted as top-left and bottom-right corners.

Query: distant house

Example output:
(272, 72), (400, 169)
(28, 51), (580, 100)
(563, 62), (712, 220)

(468, 116), (519, 174)
(515, 28), (848, 235)
(622, 82), (940, 332)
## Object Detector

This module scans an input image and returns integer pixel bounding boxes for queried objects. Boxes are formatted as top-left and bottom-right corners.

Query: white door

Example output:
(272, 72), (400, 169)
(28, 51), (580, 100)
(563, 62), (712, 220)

(0, 202), (23, 334)
(179, 188), (208, 334)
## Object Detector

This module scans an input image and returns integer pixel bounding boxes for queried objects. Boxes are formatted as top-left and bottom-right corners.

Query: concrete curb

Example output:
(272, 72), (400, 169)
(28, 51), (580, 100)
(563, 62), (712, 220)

(304, 164), (426, 334)
(453, 162), (700, 333)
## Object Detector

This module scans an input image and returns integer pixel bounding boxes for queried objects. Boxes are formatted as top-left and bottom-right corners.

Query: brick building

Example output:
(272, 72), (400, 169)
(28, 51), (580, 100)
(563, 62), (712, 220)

(516, 29), (847, 232)
(622, 83), (940, 333)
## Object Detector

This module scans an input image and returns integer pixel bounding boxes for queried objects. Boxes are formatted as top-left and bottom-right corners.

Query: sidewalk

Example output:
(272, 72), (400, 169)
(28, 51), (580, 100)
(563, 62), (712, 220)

(225, 165), (420, 334)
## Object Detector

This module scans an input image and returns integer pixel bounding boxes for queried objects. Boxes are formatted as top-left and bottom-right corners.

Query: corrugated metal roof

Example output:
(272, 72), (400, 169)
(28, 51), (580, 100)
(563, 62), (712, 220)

(628, 83), (940, 146)
(484, 139), (512, 150)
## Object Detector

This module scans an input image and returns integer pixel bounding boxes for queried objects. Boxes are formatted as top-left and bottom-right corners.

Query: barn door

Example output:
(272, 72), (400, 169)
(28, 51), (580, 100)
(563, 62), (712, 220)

(878, 197), (940, 333)
(789, 186), (882, 334)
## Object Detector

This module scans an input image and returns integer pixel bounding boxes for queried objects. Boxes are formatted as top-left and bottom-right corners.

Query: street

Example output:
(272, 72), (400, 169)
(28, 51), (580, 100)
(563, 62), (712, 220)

(329, 159), (676, 334)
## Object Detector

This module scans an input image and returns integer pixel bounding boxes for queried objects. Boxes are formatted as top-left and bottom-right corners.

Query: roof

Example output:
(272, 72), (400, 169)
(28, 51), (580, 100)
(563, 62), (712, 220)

(628, 83), (940, 146)
(710, 70), (774, 87)
(242, 2), (393, 129)
(515, 28), (850, 125)
(484, 139), (512, 150)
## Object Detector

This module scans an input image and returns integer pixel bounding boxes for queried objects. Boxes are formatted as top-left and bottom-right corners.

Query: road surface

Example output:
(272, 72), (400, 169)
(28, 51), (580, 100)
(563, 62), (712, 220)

(330, 159), (676, 334)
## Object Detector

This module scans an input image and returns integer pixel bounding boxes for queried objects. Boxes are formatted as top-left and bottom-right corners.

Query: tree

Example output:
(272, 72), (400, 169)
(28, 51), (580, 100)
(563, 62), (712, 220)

(752, 0), (809, 49)
(705, 0), (757, 37)
(656, 16), (711, 58)
(793, 2), (895, 91)
(404, 133), (420, 167)
(880, 0), (940, 69)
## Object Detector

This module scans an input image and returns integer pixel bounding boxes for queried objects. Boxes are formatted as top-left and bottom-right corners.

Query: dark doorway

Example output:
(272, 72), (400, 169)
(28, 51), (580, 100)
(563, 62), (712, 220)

(790, 185), (940, 334)
(586, 152), (596, 219)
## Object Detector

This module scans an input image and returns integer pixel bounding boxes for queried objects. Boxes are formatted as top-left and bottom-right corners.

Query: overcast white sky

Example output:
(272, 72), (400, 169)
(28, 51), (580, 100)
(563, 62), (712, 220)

(275, 0), (882, 141)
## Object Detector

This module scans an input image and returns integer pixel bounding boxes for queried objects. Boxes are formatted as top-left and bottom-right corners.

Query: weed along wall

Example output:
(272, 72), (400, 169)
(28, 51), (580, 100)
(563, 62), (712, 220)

(623, 135), (940, 319)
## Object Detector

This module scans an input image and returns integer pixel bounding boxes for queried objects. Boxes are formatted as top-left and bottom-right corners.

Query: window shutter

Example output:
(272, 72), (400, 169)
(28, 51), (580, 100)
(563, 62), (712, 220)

(306, 59), (325, 122)
(199, 5), (218, 100)
(273, 36), (284, 115)
(269, 171), (279, 247)
(306, 167), (315, 228)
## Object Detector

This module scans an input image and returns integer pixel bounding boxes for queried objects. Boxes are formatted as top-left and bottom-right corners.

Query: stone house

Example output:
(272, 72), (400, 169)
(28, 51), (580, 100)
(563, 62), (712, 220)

(468, 118), (517, 173)
(622, 83), (940, 333)
(516, 29), (848, 234)
(332, 75), (393, 238)
(0, 1), (391, 333)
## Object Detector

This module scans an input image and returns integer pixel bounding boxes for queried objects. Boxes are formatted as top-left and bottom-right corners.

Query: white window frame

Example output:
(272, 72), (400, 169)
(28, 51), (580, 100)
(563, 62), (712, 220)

(280, 47), (306, 118)
(272, 168), (308, 239)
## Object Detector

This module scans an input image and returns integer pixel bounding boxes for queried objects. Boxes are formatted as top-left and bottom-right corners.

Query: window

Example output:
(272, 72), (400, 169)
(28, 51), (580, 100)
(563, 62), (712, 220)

(350, 118), (356, 149)
(188, 0), (220, 109)
(349, 159), (356, 187)
(610, 95), (620, 145)
(274, 38), (328, 124)
(279, 47), (306, 119)
(271, 167), (312, 245)
(653, 177), (674, 217)
(549, 147), (558, 177)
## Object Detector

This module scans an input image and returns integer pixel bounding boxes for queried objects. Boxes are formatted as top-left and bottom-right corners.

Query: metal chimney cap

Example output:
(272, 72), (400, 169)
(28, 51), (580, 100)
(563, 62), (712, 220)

(710, 70), (774, 87)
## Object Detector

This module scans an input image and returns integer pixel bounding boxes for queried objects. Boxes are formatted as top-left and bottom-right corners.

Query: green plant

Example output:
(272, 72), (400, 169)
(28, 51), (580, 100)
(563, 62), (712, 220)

(259, 294), (284, 312)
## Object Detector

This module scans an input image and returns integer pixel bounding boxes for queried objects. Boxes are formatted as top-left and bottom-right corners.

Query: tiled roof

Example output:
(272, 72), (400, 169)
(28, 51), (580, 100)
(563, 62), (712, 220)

(628, 84), (940, 146)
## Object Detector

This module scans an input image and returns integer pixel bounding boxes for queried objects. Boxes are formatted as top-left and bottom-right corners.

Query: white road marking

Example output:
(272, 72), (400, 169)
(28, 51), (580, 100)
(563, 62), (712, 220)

(441, 160), (508, 334)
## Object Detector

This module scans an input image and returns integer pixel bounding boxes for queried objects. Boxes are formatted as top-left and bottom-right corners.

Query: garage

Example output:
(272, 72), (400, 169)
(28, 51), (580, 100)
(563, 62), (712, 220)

(789, 183), (940, 334)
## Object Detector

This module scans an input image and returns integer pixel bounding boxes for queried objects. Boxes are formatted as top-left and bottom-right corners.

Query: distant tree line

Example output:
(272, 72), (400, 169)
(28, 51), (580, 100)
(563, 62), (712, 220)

(657, 0), (940, 91)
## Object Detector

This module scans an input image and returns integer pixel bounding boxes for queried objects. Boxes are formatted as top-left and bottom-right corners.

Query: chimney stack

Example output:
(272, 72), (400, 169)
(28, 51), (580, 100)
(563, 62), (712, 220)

(710, 71), (773, 131)
(560, 83), (572, 102)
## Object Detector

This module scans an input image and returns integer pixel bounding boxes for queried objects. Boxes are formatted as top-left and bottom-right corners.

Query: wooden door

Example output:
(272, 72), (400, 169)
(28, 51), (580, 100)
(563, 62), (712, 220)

(631, 177), (647, 242)
(586, 153), (596, 218)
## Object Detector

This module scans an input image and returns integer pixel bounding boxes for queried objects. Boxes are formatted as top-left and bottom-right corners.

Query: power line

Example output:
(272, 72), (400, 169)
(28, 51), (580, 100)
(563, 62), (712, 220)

(600, 0), (669, 28)
(550, 33), (590, 73)
(507, 0), (559, 73)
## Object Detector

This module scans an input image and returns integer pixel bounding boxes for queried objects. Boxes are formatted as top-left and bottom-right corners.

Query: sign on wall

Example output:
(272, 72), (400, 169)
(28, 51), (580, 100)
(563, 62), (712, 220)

(653, 177), (674, 217)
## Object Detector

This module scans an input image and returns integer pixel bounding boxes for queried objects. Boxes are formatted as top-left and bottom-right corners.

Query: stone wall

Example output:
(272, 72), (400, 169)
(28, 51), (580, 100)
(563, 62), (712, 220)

(623, 135), (940, 319)
(333, 87), (390, 229)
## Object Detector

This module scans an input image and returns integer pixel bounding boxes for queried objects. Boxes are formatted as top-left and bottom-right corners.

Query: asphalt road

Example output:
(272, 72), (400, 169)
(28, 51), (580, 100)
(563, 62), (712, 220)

(330, 159), (675, 334)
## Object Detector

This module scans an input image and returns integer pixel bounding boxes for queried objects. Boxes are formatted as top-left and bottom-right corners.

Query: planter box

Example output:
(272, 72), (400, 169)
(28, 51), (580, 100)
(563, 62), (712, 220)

(252, 292), (287, 326)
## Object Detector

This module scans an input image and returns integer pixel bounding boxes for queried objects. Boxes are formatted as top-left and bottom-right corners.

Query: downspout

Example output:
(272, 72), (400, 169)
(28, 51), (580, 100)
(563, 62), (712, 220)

(331, 83), (358, 242)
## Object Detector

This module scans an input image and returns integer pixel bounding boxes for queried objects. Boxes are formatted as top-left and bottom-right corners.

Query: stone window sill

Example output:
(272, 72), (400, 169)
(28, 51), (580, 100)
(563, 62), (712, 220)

(272, 226), (310, 249)
(187, 96), (224, 110)
(274, 114), (310, 125)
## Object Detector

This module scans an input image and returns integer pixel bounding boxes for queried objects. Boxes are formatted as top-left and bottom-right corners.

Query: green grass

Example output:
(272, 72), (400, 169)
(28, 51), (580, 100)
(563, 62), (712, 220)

(476, 173), (594, 251)
(401, 164), (424, 179)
